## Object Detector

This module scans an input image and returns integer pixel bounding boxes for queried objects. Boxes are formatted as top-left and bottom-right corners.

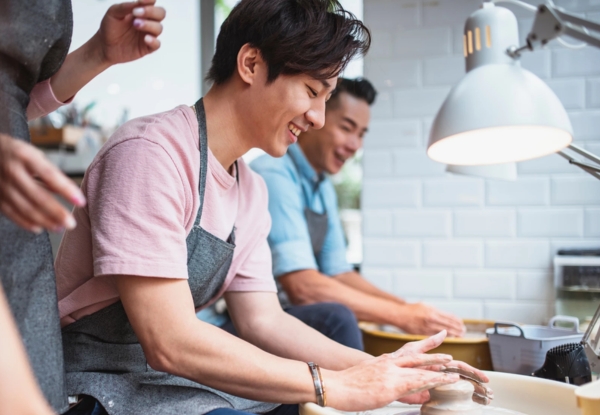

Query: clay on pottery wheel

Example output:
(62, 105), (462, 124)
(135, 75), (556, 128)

(417, 381), (527, 415)
(420, 380), (482, 415)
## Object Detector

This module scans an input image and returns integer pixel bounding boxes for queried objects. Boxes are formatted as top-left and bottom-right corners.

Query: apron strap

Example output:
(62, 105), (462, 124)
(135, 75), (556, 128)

(288, 149), (326, 213)
(192, 98), (240, 230)
(193, 98), (209, 227)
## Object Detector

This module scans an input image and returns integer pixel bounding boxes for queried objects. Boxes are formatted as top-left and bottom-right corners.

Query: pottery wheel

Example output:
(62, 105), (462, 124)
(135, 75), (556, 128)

(392, 381), (527, 415)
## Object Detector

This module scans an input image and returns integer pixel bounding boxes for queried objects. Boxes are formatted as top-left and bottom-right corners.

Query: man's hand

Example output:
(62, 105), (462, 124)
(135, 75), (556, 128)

(0, 134), (85, 233)
(392, 331), (492, 405)
(92, 0), (166, 66)
(325, 352), (460, 411)
(395, 302), (466, 338)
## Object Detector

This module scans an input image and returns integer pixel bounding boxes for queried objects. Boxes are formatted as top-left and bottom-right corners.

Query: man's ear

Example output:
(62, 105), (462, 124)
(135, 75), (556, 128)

(236, 43), (265, 85)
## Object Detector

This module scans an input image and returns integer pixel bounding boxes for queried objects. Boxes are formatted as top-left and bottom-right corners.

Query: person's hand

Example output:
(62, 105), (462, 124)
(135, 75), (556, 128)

(395, 302), (466, 338)
(92, 0), (166, 66)
(0, 134), (85, 233)
(393, 331), (492, 405)
(325, 352), (460, 411)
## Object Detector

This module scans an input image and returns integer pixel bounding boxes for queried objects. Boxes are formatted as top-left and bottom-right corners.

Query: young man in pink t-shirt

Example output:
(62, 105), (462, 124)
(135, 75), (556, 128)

(54, 1), (490, 415)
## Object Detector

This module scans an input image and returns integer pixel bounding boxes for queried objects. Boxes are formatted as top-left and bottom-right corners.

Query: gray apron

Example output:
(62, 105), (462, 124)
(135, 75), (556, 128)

(277, 152), (329, 306)
(61, 99), (279, 415)
(0, 1), (73, 413)
(287, 151), (328, 259)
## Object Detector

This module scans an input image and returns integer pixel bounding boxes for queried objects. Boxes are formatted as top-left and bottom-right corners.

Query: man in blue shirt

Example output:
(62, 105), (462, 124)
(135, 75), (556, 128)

(251, 78), (466, 338)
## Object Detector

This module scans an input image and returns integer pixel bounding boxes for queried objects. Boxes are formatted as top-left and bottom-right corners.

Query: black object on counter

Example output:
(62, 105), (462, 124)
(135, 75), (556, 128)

(532, 343), (592, 385)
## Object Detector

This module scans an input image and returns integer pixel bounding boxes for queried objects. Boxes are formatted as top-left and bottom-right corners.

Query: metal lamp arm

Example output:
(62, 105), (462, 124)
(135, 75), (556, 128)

(527, 4), (600, 50)
(516, 5), (600, 180)
(557, 144), (600, 180)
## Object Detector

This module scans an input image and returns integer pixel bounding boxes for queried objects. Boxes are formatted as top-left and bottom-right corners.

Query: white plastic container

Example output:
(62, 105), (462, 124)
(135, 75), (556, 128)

(485, 316), (583, 375)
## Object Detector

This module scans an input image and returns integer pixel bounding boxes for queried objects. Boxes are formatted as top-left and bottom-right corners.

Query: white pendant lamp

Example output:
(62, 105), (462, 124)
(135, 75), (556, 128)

(427, 3), (573, 166)
(446, 162), (517, 181)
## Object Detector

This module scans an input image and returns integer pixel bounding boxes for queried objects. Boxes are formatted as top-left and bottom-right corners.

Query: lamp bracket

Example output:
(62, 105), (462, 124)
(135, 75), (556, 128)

(526, 4), (600, 50)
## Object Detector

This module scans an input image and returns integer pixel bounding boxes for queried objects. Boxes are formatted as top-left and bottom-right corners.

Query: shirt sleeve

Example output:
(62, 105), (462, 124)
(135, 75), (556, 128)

(258, 166), (319, 278)
(316, 180), (353, 276)
(87, 138), (190, 279)
(26, 79), (74, 120)
(227, 237), (278, 292)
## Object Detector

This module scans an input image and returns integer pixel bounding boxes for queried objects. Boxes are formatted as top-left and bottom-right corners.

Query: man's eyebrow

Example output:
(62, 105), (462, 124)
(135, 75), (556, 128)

(342, 117), (358, 128)
(321, 79), (333, 90)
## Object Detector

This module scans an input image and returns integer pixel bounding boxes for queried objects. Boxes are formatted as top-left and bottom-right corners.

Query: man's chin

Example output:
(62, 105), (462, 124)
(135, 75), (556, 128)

(263, 144), (289, 159)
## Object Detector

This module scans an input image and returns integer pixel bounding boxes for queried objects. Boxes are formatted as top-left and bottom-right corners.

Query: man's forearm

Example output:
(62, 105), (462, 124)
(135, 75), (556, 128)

(334, 271), (406, 305)
(225, 292), (371, 371)
(279, 269), (405, 326)
(117, 276), (320, 405)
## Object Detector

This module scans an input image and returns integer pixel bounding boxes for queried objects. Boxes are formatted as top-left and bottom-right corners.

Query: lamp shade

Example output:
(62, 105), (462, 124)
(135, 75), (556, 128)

(446, 162), (517, 181)
(427, 3), (573, 166)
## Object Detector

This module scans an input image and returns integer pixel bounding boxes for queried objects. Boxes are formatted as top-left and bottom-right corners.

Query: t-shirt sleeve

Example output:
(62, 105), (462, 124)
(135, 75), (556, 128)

(26, 79), (74, 120)
(259, 166), (318, 278)
(227, 237), (277, 292)
(316, 181), (353, 276)
(87, 138), (190, 279)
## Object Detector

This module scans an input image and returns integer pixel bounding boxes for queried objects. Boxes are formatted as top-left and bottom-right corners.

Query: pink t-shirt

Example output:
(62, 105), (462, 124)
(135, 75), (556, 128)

(27, 79), (73, 120)
(55, 105), (276, 327)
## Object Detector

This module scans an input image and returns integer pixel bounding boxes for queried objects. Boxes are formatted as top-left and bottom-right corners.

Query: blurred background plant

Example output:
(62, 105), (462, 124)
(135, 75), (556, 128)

(332, 150), (363, 210)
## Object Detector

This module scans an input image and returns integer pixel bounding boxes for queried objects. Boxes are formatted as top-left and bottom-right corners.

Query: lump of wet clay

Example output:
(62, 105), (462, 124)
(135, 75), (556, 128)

(420, 380), (482, 415)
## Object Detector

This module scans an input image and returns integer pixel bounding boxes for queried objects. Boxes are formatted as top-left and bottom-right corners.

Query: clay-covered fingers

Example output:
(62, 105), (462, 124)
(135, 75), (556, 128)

(394, 330), (447, 357)
(392, 353), (453, 369)
(396, 369), (460, 399)
(442, 363), (489, 384)
(441, 365), (492, 405)
(437, 312), (466, 337)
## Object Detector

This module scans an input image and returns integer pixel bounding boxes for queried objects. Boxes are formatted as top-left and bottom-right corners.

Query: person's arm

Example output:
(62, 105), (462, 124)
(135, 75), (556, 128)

(224, 291), (370, 370)
(115, 275), (461, 411)
(335, 270), (406, 305)
(0, 286), (55, 415)
(279, 269), (466, 337)
(26, 0), (166, 120)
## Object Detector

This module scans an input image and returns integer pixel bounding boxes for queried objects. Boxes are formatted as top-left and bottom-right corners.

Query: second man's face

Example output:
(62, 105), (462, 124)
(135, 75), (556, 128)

(308, 92), (371, 175)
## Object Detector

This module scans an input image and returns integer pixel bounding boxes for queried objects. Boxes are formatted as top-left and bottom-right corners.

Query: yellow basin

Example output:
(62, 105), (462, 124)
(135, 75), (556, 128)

(360, 320), (494, 370)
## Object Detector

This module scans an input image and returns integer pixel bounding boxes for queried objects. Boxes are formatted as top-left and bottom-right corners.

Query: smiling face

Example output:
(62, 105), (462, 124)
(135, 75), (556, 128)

(239, 56), (338, 158)
(298, 91), (371, 175)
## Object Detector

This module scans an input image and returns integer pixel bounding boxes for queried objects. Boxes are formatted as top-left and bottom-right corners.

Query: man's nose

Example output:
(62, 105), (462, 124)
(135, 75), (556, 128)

(347, 134), (362, 153)
(306, 101), (326, 130)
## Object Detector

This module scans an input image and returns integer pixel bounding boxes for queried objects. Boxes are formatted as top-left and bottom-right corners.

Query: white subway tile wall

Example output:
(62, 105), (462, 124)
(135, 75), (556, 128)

(362, 0), (600, 323)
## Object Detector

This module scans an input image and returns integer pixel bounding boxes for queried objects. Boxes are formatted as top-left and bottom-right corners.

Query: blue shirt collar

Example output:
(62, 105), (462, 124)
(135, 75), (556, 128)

(288, 143), (324, 186)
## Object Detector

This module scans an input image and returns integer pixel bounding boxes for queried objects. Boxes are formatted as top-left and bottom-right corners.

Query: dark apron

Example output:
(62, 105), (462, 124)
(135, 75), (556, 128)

(287, 151), (328, 258)
(277, 152), (329, 307)
(61, 99), (279, 415)
(0, 1), (73, 413)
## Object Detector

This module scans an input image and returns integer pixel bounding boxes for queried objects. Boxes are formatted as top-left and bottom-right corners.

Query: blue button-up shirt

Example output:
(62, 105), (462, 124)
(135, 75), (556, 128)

(250, 144), (352, 278)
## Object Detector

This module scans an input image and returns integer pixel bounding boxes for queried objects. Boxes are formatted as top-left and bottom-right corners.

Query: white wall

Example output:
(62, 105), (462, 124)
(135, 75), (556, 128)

(68, 0), (200, 128)
(361, 0), (600, 324)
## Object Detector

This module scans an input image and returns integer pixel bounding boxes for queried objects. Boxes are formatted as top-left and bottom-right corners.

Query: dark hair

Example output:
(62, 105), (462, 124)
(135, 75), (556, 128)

(207, 0), (371, 85)
(327, 77), (377, 109)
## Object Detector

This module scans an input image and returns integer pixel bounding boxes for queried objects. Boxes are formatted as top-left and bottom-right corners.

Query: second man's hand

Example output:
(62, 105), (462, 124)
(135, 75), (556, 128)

(393, 303), (466, 338)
